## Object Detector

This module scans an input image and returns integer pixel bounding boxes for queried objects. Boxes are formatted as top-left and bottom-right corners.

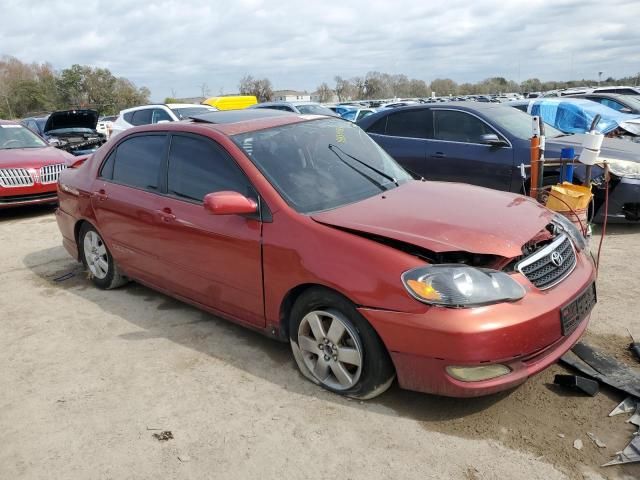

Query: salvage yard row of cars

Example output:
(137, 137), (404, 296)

(2, 92), (638, 399)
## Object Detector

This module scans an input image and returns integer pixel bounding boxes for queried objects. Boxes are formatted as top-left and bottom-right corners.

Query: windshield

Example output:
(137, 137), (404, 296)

(488, 106), (564, 138)
(295, 104), (336, 116)
(170, 106), (217, 119)
(232, 118), (411, 213)
(0, 124), (47, 149)
(342, 111), (357, 121)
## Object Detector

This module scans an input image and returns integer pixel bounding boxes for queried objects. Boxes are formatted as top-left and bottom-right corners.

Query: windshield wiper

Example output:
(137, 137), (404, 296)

(328, 144), (399, 186)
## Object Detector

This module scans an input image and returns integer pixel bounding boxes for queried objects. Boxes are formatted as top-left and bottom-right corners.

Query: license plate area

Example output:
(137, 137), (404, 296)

(561, 282), (596, 336)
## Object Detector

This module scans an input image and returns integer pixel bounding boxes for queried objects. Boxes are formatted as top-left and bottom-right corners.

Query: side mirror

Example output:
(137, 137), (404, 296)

(203, 191), (258, 215)
(480, 133), (507, 146)
(48, 138), (62, 146)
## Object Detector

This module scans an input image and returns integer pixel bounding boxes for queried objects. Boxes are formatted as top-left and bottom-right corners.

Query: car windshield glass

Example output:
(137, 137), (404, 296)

(0, 125), (47, 149)
(232, 118), (411, 214)
(342, 111), (357, 121)
(170, 106), (216, 119)
(489, 106), (564, 138)
(295, 104), (336, 116)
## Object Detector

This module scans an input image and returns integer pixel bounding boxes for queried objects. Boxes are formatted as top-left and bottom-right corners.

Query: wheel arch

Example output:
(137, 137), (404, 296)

(278, 283), (356, 341)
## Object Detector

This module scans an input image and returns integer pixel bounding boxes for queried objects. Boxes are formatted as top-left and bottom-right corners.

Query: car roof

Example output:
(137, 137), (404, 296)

(187, 109), (326, 135)
(165, 103), (213, 109)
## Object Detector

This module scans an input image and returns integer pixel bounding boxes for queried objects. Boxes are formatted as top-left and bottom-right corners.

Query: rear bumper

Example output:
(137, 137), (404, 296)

(55, 207), (79, 260)
(359, 251), (595, 397)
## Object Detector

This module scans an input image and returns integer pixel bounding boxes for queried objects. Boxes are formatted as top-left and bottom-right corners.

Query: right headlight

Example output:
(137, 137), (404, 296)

(601, 158), (640, 179)
(402, 265), (526, 308)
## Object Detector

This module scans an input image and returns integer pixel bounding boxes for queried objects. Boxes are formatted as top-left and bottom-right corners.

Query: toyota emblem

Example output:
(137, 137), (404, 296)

(550, 251), (564, 267)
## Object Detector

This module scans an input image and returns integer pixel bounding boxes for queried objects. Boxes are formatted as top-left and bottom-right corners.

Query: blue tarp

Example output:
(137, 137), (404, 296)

(524, 98), (640, 135)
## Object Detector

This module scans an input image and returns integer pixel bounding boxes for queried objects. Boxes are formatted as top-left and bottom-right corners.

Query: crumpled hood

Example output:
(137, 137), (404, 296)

(44, 110), (99, 133)
(311, 181), (555, 258)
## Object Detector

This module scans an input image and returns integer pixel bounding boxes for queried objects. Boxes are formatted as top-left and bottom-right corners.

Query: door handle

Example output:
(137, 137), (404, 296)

(156, 208), (176, 222)
(92, 189), (108, 201)
(431, 152), (446, 158)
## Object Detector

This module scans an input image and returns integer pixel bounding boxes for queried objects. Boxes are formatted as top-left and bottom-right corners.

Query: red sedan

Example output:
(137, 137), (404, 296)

(0, 120), (75, 208)
(55, 110), (596, 399)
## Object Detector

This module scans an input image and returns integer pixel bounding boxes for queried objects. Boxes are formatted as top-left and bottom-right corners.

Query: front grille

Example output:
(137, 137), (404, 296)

(517, 234), (576, 289)
(0, 168), (34, 187)
(0, 192), (57, 204)
(39, 163), (66, 184)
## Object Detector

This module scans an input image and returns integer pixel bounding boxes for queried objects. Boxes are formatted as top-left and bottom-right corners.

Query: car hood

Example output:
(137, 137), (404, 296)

(0, 146), (74, 168)
(44, 110), (99, 133)
(311, 181), (555, 258)
(548, 134), (640, 163)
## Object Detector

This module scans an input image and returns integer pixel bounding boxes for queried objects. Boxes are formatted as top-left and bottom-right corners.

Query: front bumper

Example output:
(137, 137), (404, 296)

(594, 176), (640, 223)
(0, 184), (58, 209)
(359, 251), (596, 397)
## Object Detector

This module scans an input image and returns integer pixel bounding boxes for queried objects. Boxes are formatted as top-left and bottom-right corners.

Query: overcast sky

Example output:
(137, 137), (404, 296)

(2, 0), (638, 100)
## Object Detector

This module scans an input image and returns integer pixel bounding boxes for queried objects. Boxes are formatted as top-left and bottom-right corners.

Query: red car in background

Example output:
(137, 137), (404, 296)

(55, 110), (596, 399)
(0, 120), (75, 208)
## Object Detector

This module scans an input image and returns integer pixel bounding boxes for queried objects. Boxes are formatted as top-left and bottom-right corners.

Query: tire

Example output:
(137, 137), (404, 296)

(289, 287), (395, 400)
(78, 223), (128, 290)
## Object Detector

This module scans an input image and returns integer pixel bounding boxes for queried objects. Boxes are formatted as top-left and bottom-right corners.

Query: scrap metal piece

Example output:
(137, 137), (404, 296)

(602, 436), (640, 466)
(560, 342), (640, 398)
(628, 405), (640, 427)
(609, 397), (638, 417)
(553, 374), (599, 396)
(587, 432), (607, 448)
(574, 439), (583, 450)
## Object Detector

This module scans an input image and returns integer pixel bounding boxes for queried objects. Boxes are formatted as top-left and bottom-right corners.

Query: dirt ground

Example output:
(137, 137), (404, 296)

(1, 205), (639, 480)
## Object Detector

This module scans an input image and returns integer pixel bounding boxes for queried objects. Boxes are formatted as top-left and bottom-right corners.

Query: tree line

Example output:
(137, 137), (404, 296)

(0, 56), (151, 119)
(240, 71), (640, 102)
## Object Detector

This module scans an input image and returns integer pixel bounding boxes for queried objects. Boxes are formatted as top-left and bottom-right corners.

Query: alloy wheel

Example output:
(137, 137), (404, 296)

(297, 309), (363, 390)
(83, 230), (109, 280)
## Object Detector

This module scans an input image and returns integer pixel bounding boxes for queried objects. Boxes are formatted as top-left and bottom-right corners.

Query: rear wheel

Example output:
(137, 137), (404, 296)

(78, 223), (128, 290)
(289, 288), (395, 399)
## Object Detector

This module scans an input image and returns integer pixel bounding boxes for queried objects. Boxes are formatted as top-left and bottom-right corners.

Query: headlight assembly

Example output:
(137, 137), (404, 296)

(601, 158), (640, 179)
(552, 213), (587, 251)
(402, 265), (526, 308)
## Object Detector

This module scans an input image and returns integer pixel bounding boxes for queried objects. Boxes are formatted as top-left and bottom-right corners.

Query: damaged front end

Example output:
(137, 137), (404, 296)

(44, 109), (107, 156)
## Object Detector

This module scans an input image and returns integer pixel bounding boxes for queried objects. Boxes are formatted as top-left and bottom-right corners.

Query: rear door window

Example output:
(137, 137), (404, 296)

(130, 109), (153, 126)
(167, 134), (252, 202)
(434, 110), (495, 143)
(110, 134), (167, 191)
(385, 109), (431, 138)
(152, 108), (173, 124)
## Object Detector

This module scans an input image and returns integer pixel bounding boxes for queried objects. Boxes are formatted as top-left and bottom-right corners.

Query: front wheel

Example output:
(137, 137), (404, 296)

(289, 288), (395, 399)
(78, 223), (128, 290)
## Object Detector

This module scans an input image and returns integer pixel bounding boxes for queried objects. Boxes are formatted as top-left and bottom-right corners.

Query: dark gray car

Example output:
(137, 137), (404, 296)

(358, 103), (640, 223)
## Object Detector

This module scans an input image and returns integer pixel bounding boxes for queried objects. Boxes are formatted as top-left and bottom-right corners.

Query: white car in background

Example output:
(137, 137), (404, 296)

(110, 103), (217, 137)
(97, 115), (117, 138)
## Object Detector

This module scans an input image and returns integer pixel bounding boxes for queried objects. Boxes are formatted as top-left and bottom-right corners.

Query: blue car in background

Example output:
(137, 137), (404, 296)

(357, 102), (640, 223)
(510, 98), (640, 138)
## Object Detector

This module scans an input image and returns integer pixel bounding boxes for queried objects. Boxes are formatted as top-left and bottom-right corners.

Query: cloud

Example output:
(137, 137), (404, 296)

(1, 0), (638, 100)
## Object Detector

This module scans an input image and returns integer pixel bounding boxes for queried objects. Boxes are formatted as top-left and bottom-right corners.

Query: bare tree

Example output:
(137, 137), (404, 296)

(315, 82), (333, 103)
(238, 75), (273, 102)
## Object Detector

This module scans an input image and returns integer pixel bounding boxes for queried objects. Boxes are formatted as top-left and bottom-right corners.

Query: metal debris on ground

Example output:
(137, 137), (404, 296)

(52, 271), (76, 282)
(627, 405), (640, 427)
(602, 436), (640, 466)
(152, 431), (173, 441)
(560, 342), (640, 398)
(573, 439), (583, 450)
(178, 454), (191, 462)
(553, 374), (599, 396)
(627, 329), (640, 362)
(609, 397), (638, 417)
(587, 432), (607, 448)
